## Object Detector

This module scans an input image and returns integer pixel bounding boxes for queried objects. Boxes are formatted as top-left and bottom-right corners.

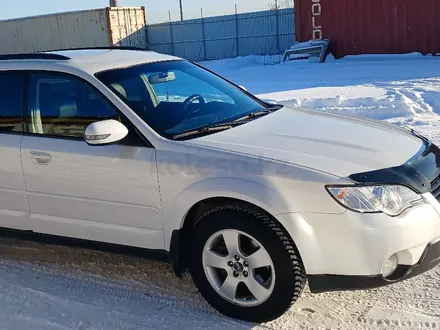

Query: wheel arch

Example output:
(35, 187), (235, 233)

(182, 196), (272, 232)
(170, 196), (304, 278)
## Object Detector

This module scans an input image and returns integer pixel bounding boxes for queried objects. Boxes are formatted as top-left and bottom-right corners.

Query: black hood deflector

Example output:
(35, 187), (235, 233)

(349, 136), (440, 194)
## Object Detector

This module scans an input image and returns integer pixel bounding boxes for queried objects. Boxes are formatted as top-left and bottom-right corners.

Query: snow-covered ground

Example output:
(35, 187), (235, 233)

(203, 53), (440, 144)
(1, 234), (439, 330)
(0, 54), (440, 329)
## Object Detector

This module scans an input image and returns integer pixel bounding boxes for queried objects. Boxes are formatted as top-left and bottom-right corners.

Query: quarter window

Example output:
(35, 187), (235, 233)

(27, 73), (145, 146)
(0, 73), (25, 133)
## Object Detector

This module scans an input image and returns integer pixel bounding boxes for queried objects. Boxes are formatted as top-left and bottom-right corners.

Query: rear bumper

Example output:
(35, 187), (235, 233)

(308, 239), (440, 293)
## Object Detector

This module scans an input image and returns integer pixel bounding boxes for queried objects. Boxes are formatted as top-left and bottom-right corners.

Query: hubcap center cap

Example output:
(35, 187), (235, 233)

(233, 262), (244, 272)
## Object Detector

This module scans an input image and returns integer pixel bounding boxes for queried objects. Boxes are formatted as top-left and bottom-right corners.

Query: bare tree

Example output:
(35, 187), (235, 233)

(268, 0), (294, 9)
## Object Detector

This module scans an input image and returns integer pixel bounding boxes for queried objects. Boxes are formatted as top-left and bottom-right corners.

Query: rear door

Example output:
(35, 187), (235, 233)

(20, 72), (163, 249)
(0, 72), (30, 230)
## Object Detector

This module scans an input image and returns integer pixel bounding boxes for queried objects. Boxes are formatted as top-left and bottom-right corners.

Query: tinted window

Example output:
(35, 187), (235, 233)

(28, 73), (145, 146)
(0, 73), (25, 133)
(97, 60), (266, 139)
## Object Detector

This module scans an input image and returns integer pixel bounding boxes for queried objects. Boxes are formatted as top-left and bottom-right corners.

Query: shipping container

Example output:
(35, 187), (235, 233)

(0, 7), (147, 55)
(294, 0), (440, 58)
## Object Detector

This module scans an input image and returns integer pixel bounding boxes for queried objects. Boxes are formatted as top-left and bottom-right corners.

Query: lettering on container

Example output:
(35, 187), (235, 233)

(311, 0), (322, 40)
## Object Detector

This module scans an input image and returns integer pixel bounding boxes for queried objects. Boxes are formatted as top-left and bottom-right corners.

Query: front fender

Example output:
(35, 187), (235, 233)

(162, 177), (295, 250)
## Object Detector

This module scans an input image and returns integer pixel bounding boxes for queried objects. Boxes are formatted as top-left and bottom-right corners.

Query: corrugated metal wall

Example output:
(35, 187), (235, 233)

(295, 0), (440, 58)
(147, 8), (295, 61)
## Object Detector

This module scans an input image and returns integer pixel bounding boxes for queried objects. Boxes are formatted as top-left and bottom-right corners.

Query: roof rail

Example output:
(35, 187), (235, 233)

(0, 53), (71, 61)
(46, 46), (151, 52)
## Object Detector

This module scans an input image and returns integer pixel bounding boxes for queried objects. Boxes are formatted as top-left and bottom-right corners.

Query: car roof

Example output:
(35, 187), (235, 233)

(0, 49), (182, 74)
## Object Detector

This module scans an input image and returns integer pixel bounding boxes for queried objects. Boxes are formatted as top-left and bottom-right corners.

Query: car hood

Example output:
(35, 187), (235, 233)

(187, 107), (424, 178)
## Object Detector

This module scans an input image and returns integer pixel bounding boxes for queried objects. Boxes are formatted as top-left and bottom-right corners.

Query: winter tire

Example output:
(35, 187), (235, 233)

(188, 204), (306, 323)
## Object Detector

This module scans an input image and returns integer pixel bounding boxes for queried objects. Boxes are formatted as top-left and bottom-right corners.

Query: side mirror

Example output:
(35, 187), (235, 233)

(84, 119), (128, 146)
(238, 85), (248, 92)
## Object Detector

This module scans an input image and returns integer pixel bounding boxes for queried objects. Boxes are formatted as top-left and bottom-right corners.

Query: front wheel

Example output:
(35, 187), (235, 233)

(188, 204), (306, 322)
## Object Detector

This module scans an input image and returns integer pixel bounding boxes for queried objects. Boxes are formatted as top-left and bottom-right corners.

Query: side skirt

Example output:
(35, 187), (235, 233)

(0, 227), (170, 263)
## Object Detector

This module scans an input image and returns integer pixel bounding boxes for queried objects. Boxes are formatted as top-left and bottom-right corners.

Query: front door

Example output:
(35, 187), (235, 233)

(21, 72), (163, 249)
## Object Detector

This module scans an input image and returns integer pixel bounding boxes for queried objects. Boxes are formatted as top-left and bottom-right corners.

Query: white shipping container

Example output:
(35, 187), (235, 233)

(0, 7), (147, 54)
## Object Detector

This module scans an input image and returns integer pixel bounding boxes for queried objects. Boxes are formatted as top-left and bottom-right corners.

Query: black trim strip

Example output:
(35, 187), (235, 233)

(23, 72), (30, 133)
(170, 230), (184, 278)
(0, 227), (169, 263)
(0, 53), (70, 61)
(45, 46), (151, 53)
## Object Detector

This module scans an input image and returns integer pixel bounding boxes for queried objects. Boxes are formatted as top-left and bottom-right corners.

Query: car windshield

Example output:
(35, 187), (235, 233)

(96, 60), (277, 140)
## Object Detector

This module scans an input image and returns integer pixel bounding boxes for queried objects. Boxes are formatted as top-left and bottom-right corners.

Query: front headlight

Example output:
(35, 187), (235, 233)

(326, 185), (423, 216)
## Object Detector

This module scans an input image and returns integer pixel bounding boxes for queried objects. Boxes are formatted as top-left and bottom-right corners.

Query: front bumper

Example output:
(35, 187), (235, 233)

(308, 239), (440, 293)
(275, 193), (440, 293)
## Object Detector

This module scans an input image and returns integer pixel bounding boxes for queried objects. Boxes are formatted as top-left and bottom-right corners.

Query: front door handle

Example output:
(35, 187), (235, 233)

(30, 151), (52, 165)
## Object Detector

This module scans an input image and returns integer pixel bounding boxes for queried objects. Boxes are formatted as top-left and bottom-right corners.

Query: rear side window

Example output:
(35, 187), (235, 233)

(0, 73), (25, 133)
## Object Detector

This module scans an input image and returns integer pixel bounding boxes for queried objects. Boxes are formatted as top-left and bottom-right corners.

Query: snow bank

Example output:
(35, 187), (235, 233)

(202, 54), (440, 125)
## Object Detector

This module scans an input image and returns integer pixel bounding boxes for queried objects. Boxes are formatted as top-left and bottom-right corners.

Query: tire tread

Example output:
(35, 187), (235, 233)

(189, 203), (306, 322)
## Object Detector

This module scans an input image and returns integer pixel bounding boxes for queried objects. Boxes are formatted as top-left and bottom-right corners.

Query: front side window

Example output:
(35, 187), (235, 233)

(97, 60), (271, 139)
(0, 73), (25, 133)
(27, 73), (145, 146)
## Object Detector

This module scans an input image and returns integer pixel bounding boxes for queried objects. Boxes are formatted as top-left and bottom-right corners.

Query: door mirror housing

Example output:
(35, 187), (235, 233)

(84, 120), (128, 146)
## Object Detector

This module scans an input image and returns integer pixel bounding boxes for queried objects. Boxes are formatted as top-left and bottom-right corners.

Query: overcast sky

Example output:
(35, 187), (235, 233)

(1, 0), (280, 24)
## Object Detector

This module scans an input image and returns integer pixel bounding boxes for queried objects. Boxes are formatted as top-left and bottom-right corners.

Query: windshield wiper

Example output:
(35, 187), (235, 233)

(233, 105), (283, 122)
(173, 124), (237, 140)
(173, 105), (283, 140)
(233, 110), (270, 122)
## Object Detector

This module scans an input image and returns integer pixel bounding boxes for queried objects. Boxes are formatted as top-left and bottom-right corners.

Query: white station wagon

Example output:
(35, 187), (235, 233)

(0, 48), (439, 322)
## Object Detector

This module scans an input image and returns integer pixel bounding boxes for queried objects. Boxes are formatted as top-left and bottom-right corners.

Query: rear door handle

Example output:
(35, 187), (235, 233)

(30, 151), (52, 165)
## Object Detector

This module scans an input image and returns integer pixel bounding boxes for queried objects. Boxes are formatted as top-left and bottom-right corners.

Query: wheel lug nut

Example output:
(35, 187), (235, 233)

(243, 271), (248, 277)
(227, 261), (233, 267)
(243, 261), (249, 267)
(233, 271), (239, 278)
(234, 255), (240, 261)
